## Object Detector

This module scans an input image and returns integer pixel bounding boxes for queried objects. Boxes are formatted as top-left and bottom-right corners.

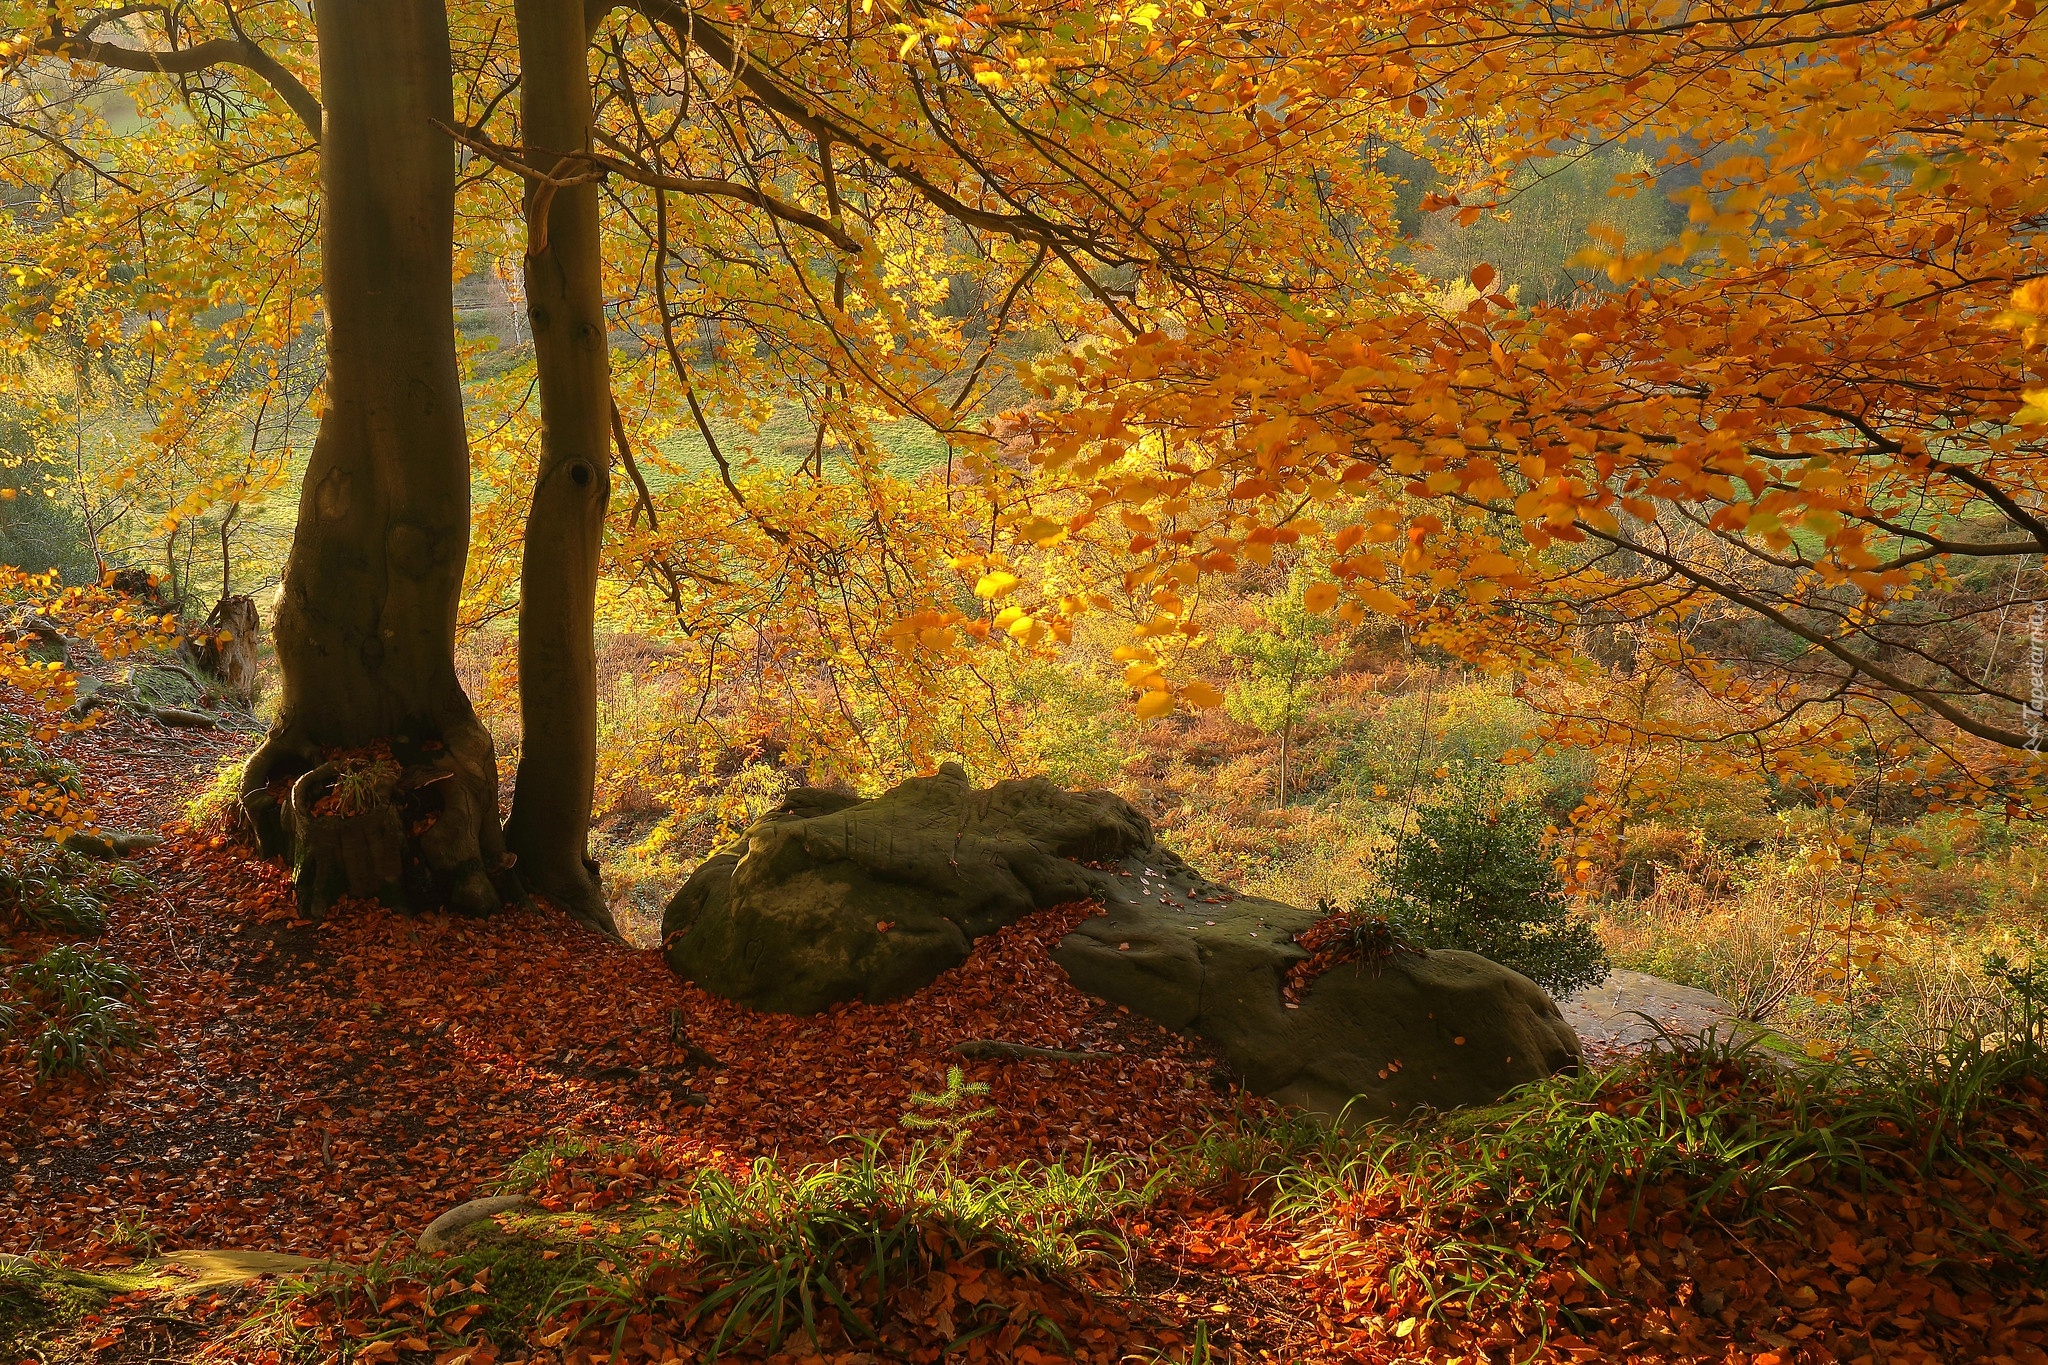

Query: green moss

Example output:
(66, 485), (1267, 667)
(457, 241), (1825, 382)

(0, 1256), (161, 1364)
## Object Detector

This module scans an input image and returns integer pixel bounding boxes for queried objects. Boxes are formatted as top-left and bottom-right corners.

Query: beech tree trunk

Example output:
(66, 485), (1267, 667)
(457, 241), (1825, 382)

(502, 0), (620, 938)
(241, 0), (510, 921)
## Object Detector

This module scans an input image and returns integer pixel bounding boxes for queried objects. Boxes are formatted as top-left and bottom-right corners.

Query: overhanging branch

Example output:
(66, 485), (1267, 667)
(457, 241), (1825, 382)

(436, 118), (862, 254)
(27, 16), (321, 140)
(1576, 518), (2034, 751)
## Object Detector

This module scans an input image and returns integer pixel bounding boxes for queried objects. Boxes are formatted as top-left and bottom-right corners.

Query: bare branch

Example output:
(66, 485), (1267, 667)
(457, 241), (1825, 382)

(436, 117), (862, 253)
(27, 15), (321, 139)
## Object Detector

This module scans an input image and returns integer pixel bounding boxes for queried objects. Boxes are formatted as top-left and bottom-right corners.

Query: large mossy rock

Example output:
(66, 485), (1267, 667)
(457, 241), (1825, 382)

(661, 764), (1152, 1013)
(662, 769), (1582, 1117)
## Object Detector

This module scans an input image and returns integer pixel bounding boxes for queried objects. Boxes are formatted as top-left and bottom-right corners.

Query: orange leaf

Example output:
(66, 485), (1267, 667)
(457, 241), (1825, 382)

(1134, 688), (1175, 720)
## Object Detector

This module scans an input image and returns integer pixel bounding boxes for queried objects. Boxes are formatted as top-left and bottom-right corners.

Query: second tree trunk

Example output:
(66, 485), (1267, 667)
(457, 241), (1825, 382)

(504, 0), (619, 937)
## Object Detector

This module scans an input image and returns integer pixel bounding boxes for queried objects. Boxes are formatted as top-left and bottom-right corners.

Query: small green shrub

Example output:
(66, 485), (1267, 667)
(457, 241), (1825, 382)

(899, 1065), (996, 1153)
(1367, 760), (1609, 997)
(2, 943), (153, 1083)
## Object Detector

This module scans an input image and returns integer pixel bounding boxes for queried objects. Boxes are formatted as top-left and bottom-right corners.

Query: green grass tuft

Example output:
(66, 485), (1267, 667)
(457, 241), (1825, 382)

(3, 943), (153, 1083)
(0, 1255), (162, 1363)
(1184, 1000), (2048, 1331)
(281, 1139), (1148, 1360)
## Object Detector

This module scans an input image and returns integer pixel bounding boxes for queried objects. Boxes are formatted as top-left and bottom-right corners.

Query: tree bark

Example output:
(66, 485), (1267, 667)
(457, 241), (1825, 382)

(241, 0), (509, 922)
(502, 0), (620, 938)
(1278, 720), (1291, 811)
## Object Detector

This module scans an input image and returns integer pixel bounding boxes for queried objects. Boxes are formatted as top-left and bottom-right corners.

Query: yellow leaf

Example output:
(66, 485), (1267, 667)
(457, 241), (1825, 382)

(1013, 515), (1065, 545)
(1134, 688), (1175, 720)
(975, 571), (1020, 599)
(1302, 582), (1340, 613)
(1468, 552), (1517, 579)
(1183, 680), (1223, 707)
(1358, 587), (1406, 616)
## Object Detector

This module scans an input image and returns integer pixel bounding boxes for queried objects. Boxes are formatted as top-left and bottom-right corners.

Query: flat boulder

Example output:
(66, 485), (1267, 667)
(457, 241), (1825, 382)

(1055, 854), (1582, 1119)
(662, 770), (1582, 1117)
(661, 764), (1152, 1013)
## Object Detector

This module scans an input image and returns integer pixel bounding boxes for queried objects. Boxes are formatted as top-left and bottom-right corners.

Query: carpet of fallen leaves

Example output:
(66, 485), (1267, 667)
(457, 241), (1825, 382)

(0, 837), (1237, 1255)
(8, 694), (2048, 1363)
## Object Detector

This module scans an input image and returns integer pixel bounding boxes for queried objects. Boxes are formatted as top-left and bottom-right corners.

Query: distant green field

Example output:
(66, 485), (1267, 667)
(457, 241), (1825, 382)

(651, 402), (957, 483)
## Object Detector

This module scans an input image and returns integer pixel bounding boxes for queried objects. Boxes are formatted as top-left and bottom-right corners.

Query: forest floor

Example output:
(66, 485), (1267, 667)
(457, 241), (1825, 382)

(6, 699), (2048, 1365)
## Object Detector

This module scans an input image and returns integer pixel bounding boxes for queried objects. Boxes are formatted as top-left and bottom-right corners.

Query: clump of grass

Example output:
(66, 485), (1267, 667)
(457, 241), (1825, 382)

(2, 943), (153, 1083)
(184, 752), (249, 832)
(0, 1255), (158, 1362)
(0, 843), (117, 935)
(323, 752), (401, 818)
(632, 1140), (1139, 1354)
(286, 1140), (1148, 1361)
(1188, 996), (2048, 1331)
(0, 722), (83, 798)
(91, 1210), (166, 1259)
(492, 1133), (650, 1193)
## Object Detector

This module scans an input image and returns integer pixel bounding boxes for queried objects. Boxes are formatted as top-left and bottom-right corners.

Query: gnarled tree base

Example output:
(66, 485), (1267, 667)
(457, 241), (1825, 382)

(241, 714), (519, 923)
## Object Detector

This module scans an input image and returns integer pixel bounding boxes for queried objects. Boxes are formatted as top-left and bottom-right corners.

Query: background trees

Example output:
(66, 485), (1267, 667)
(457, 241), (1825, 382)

(1222, 574), (1346, 810)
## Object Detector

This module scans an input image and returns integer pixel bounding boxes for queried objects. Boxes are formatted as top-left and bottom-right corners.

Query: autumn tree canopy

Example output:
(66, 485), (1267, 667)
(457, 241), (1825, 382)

(2, 0), (2044, 905)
